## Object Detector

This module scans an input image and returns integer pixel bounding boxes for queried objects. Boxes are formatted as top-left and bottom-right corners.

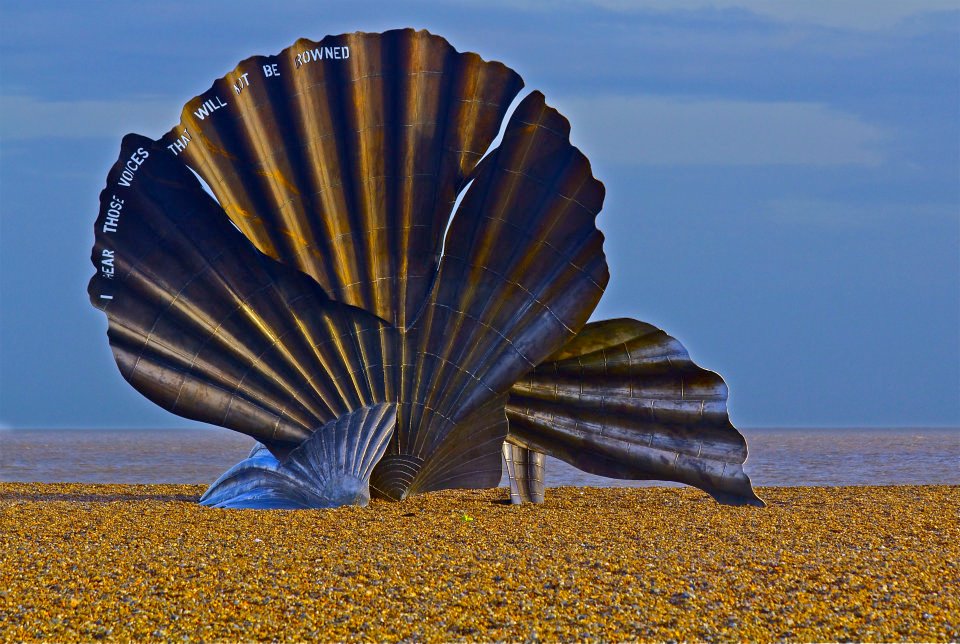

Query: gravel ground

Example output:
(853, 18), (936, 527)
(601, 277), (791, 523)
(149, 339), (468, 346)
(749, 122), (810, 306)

(1, 483), (956, 641)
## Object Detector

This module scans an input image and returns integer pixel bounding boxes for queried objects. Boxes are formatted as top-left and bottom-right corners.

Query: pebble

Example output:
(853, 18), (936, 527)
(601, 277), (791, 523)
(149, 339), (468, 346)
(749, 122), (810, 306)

(0, 483), (956, 641)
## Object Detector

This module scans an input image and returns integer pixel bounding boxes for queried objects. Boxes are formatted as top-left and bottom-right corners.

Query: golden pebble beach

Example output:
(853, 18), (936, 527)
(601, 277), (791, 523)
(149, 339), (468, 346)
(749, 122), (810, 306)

(0, 484), (957, 642)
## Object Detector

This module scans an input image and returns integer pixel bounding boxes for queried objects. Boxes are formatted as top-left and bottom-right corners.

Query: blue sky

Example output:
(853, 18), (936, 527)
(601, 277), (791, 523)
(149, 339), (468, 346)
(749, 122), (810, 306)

(1, 0), (957, 429)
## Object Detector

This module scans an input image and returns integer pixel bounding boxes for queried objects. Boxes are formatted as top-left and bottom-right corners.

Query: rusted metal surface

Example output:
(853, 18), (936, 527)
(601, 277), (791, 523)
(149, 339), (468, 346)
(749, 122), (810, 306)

(89, 29), (760, 508)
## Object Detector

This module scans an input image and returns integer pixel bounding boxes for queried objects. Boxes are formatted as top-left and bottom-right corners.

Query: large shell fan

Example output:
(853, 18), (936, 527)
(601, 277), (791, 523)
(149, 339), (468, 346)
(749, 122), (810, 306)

(89, 28), (760, 508)
(89, 29), (607, 505)
(163, 29), (607, 501)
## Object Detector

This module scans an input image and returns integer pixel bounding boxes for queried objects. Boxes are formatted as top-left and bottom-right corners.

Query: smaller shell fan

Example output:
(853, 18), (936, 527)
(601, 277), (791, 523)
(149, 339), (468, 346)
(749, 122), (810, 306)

(200, 404), (397, 509)
(506, 318), (764, 506)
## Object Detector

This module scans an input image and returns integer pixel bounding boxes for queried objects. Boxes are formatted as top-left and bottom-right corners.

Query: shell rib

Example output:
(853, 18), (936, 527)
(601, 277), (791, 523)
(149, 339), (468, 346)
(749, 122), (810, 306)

(89, 134), (396, 458)
(506, 318), (763, 506)
(200, 403), (397, 508)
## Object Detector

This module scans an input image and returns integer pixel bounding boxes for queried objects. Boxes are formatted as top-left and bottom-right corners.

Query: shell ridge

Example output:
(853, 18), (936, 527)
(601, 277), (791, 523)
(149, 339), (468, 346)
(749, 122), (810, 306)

(359, 405), (397, 480)
(413, 436), (505, 489)
(407, 395), (508, 494)
(210, 278), (352, 422)
(108, 320), (318, 432)
(217, 280), (352, 421)
(331, 34), (379, 319)
(219, 83), (313, 271)
(276, 303), (360, 415)
(348, 404), (371, 476)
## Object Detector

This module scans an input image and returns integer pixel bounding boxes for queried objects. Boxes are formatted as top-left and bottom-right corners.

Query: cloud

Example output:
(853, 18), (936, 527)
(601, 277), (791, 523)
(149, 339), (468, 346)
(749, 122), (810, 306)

(553, 95), (886, 166)
(0, 96), (178, 140)
(592, 0), (957, 30)
(484, 0), (959, 30)
(764, 198), (959, 228)
(1, 93), (888, 169)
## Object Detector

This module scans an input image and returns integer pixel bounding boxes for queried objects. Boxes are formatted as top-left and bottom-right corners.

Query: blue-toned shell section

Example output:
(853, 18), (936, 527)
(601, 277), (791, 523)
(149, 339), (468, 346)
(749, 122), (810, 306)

(200, 403), (396, 509)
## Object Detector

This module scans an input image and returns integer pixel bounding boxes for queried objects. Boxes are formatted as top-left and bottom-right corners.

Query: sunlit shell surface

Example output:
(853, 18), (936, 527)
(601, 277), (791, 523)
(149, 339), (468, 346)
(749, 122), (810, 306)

(89, 29), (762, 509)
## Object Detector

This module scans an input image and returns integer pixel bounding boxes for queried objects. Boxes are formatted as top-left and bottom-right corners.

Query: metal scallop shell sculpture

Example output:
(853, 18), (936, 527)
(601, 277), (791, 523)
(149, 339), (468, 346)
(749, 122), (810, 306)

(88, 29), (763, 509)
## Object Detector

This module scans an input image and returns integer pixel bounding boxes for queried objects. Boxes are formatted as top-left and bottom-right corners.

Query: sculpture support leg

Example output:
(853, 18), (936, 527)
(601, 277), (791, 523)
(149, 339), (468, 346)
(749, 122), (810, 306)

(502, 442), (546, 504)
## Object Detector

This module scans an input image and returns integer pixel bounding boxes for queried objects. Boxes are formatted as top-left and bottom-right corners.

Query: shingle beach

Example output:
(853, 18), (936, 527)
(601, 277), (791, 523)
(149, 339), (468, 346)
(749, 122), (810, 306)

(1, 483), (956, 641)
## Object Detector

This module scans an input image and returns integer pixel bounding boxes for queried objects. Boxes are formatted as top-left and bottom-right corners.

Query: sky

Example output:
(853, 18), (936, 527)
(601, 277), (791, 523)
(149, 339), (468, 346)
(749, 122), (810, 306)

(1, 0), (958, 430)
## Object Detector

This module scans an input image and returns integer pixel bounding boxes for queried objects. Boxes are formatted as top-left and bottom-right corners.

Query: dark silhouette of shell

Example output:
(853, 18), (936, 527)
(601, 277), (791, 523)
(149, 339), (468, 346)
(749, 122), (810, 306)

(88, 28), (759, 508)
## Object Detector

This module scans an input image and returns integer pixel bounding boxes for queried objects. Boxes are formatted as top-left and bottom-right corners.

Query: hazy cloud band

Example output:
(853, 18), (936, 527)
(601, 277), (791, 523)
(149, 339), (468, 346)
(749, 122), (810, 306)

(556, 95), (886, 166)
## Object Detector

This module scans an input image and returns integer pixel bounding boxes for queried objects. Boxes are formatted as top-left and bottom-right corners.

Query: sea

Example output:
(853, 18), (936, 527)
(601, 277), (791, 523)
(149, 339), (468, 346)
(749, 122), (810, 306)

(0, 428), (957, 488)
